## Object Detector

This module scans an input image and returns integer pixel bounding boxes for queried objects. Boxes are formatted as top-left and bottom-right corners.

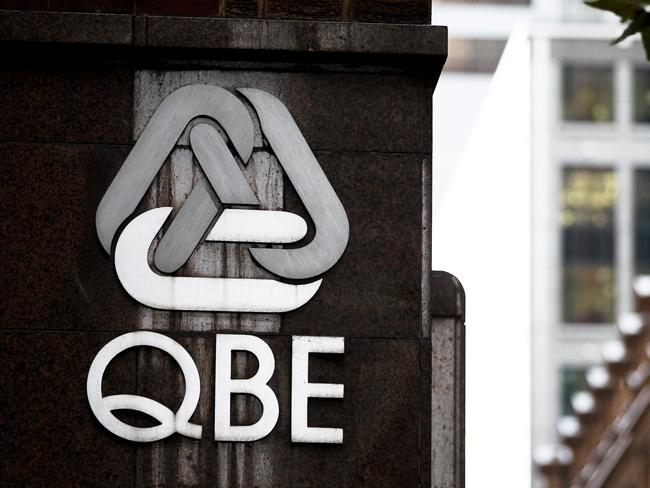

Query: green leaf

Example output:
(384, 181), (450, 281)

(585, 0), (650, 61)
(584, 0), (643, 20)
(616, 0), (650, 8)
(612, 11), (650, 43)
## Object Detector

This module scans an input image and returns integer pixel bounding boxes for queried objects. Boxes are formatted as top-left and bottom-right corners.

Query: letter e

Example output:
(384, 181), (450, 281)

(291, 336), (344, 444)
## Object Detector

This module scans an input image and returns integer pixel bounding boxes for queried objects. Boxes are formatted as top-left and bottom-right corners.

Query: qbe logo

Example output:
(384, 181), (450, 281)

(96, 84), (349, 313)
(87, 86), (349, 445)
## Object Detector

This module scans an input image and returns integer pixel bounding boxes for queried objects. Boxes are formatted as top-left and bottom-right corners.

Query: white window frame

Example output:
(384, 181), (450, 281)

(551, 43), (650, 332)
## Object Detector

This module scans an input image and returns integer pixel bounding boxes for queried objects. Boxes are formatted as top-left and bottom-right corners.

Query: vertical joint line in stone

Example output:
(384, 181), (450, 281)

(342, 0), (352, 21)
(258, 0), (269, 18)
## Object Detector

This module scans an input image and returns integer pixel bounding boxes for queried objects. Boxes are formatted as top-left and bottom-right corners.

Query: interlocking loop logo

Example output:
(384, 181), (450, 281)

(96, 85), (349, 312)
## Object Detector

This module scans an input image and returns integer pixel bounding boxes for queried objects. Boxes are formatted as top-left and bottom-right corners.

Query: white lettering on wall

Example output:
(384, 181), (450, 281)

(214, 334), (279, 442)
(86, 332), (344, 444)
(86, 331), (202, 442)
(291, 336), (345, 444)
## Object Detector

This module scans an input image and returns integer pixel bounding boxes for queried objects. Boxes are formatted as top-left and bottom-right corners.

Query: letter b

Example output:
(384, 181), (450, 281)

(214, 334), (279, 441)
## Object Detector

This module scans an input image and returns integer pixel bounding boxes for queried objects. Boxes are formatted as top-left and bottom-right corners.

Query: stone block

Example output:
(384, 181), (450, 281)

(351, 0), (430, 24)
(0, 10), (133, 44)
(265, 0), (342, 20)
(0, 0), (47, 9)
(224, 0), (258, 17)
(0, 331), (136, 488)
(48, 0), (132, 13)
(0, 143), (142, 330)
(135, 0), (222, 16)
(0, 61), (132, 144)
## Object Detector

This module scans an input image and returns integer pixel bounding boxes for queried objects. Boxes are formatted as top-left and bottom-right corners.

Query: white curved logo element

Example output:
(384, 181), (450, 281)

(206, 208), (308, 243)
(97, 85), (349, 313)
(115, 208), (322, 312)
(86, 331), (202, 442)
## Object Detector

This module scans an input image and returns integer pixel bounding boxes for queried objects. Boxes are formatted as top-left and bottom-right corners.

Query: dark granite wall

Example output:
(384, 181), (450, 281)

(0, 8), (461, 488)
(0, 0), (431, 24)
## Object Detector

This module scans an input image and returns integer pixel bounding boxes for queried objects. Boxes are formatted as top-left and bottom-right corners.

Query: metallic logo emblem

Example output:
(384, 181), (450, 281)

(96, 85), (349, 312)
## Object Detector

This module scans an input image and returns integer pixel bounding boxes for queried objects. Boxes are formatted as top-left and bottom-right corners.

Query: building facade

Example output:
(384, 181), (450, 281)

(433, 0), (650, 485)
(0, 2), (464, 487)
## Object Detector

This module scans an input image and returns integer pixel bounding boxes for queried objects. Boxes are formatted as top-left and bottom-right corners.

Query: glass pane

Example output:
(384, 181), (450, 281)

(561, 168), (616, 323)
(446, 39), (506, 73)
(560, 366), (587, 415)
(633, 67), (650, 124)
(562, 65), (614, 123)
(635, 169), (650, 274)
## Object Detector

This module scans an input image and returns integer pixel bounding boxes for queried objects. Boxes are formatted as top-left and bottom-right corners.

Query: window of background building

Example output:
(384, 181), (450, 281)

(560, 366), (588, 415)
(634, 67), (650, 124)
(446, 39), (507, 73)
(561, 167), (617, 323)
(562, 65), (614, 123)
(635, 168), (650, 276)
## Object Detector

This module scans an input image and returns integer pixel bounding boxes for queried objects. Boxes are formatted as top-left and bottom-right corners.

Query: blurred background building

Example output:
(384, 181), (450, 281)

(432, 0), (649, 486)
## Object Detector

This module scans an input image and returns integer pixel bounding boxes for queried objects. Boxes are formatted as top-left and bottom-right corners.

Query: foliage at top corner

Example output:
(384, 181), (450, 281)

(584, 0), (650, 60)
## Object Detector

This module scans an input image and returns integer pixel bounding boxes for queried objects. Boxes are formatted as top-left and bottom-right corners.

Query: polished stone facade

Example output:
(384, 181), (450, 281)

(0, 9), (461, 488)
